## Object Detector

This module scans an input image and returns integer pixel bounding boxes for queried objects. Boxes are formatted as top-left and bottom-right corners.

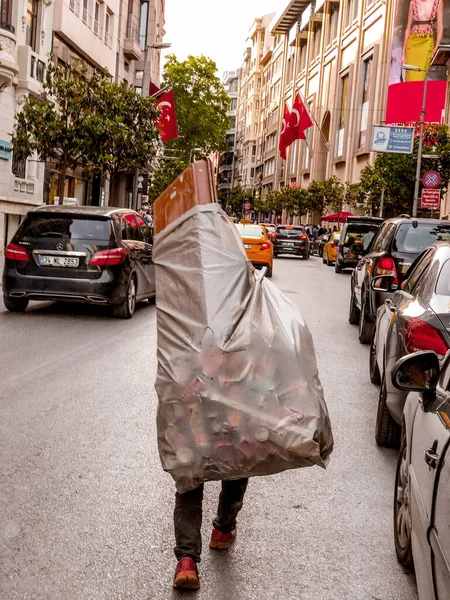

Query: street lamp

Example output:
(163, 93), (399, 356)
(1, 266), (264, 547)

(403, 63), (429, 217)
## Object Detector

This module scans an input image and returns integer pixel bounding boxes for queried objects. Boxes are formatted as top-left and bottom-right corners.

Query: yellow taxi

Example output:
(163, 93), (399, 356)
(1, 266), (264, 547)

(322, 232), (340, 266)
(235, 223), (273, 277)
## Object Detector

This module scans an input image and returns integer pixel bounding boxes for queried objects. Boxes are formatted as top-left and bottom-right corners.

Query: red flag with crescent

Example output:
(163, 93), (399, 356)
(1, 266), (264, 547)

(279, 104), (295, 160)
(156, 90), (179, 142)
(290, 94), (313, 141)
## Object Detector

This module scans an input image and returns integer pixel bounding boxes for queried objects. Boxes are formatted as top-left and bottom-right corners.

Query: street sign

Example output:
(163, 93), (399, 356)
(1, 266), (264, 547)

(371, 125), (415, 154)
(422, 170), (441, 189)
(421, 189), (441, 210)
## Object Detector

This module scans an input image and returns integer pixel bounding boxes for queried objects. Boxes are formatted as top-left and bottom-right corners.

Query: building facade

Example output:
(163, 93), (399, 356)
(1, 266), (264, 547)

(0, 0), (55, 253)
(0, 0), (166, 253)
(235, 0), (393, 213)
(217, 69), (240, 195)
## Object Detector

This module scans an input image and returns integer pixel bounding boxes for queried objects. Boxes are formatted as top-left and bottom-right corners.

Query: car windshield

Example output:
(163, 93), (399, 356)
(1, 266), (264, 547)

(277, 227), (303, 234)
(18, 215), (112, 242)
(393, 223), (450, 253)
(235, 224), (265, 238)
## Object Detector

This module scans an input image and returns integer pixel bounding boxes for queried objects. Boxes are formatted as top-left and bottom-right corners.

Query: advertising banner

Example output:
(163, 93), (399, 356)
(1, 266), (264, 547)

(386, 0), (449, 124)
(371, 125), (415, 153)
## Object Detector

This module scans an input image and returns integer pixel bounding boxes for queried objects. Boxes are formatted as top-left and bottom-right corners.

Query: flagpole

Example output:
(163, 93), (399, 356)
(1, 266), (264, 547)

(297, 92), (329, 149)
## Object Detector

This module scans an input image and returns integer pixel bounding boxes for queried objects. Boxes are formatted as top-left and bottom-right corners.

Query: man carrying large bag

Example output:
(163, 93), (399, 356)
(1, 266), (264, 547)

(153, 159), (333, 590)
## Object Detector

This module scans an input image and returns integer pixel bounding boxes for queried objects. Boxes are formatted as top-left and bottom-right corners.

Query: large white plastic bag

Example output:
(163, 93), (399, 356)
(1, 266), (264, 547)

(154, 203), (333, 493)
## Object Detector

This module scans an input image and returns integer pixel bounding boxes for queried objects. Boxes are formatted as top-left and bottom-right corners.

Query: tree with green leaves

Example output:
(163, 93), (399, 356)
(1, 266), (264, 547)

(12, 61), (160, 203)
(357, 124), (450, 217)
(217, 184), (253, 215)
(161, 54), (231, 163)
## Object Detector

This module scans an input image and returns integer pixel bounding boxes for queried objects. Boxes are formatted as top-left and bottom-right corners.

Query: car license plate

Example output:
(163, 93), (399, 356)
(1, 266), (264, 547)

(39, 255), (79, 268)
(244, 244), (252, 249)
(283, 242), (295, 246)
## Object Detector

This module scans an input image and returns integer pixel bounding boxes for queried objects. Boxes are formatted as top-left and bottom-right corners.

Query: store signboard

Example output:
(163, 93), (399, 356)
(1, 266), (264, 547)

(371, 125), (414, 154)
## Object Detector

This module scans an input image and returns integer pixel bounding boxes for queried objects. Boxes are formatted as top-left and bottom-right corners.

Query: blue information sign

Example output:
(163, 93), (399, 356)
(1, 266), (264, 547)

(371, 126), (415, 154)
(0, 140), (12, 160)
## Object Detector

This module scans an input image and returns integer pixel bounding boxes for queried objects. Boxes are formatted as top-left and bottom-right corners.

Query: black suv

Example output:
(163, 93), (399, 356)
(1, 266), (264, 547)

(335, 216), (384, 273)
(272, 225), (310, 259)
(349, 216), (450, 343)
(2, 206), (155, 318)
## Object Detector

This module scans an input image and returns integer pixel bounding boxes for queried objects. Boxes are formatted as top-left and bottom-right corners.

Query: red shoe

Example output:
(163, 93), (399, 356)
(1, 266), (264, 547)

(173, 557), (200, 590)
(209, 527), (237, 550)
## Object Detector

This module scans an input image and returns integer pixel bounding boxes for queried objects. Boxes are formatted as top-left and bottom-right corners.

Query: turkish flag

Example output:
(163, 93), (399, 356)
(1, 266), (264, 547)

(156, 90), (179, 142)
(149, 80), (161, 97)
(290, 94), (313, 140)
(279, 104), (295, 160)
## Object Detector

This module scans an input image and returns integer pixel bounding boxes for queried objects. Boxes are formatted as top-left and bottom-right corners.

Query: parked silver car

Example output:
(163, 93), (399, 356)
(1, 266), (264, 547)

(391, 351), (450, 600)
(370, 243), (450, 447)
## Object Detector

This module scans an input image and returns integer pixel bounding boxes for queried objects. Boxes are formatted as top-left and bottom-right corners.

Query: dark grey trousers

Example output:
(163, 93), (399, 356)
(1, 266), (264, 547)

(174, 478), (248, 563)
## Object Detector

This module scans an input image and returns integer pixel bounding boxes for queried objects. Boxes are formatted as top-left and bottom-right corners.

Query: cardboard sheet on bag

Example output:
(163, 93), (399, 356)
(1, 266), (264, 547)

(153, 159), (333, 493)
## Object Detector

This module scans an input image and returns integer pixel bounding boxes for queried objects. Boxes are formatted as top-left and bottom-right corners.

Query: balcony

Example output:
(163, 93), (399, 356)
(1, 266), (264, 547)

(123, 25), (142, 60)
(17, 46), (46, 96)
(0, 25), (18, 91)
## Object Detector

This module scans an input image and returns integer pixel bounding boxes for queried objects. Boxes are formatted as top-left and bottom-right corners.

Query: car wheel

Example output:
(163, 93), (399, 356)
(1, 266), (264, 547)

(266, 265), (273, 278)
(335, 263), (342, 274)
(274, 251), (278, 258)
(369, 327), (381, 385)
(375, 375), (401, 448)
(305, 251), (310, 260)
(322, 253), (326, 264)
(348, 287), (360, 325)
(326, 255), (332, 267)
(3, 294), (29, 313)
(394, 431), (414, 570)
(358, 290), (372, 344)
(113, 276), (137, 319)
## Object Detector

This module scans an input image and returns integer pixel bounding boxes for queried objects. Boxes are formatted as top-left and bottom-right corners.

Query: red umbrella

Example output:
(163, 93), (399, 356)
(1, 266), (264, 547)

(321, 211), (355, 223)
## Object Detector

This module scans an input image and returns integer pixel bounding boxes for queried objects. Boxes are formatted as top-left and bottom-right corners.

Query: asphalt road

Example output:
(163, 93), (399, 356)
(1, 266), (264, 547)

(0, 255), (418, 600)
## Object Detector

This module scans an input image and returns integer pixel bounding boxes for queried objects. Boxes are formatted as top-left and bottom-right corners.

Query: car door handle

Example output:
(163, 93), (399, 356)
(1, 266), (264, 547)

(425, 445), (440, 470)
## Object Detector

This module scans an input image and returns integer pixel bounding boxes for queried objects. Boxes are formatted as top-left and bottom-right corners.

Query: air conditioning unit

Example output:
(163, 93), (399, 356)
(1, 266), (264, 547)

(53, 197), (79, 206)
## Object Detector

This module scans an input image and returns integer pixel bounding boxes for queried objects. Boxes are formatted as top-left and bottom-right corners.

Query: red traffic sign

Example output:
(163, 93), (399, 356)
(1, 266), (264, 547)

(421, 189), (441, 210)
(422, 170), (441, 189)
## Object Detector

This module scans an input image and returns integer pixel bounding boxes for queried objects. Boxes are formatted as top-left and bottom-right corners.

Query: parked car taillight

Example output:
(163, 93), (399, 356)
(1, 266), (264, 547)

(260, 242), (271, 250)
(404, 318), (449, 358)
(298, 234), (308, 240)
(376, 257), (399, 285)
(90, 248), (127, 266)
(5, 243), (29, 262)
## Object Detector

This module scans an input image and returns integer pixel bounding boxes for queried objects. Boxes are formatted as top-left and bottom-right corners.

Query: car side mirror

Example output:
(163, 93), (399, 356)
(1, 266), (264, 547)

(370, 274), (396, 293)
(391, 351), (440, 393)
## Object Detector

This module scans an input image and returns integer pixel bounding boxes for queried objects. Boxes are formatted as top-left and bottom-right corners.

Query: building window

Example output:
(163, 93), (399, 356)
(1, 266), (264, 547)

(0, 0), (14, 32)
(139, 1), (149, 50)
(299, 41), (307, 72)
(337, 74), (348, 157)
(94, 1), (102, 36)
(82, 0), (90, 26)
(26, 0), (38, 51)
(135, 86), (142, 95)
(359, 57), (372, 148)
(326, 4), (339, 46)
(313, 23), (322, 59)
(135, 69), (144, 81)
(12, 155), (27, 179)
(105, 10), (112, 46)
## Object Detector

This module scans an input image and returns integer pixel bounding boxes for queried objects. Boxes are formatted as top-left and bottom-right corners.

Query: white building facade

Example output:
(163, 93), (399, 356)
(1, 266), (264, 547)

(0, 0), (55, 252)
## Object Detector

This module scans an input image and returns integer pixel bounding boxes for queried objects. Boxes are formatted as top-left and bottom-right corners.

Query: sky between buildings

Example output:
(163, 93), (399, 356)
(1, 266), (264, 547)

(162, 0), (281, 79)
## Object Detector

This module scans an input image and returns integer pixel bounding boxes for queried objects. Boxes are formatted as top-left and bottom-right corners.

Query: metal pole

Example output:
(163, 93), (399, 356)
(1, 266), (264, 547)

(413, 71), (428, 217)
(379, 187), (385, 218)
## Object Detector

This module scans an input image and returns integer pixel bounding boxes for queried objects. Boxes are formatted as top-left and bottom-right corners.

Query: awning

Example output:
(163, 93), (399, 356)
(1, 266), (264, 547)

(271, 0), (310, 34)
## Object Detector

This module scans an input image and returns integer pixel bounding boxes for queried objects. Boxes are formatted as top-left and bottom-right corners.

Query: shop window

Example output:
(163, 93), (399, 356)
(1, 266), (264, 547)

(359, 57), (372, 148)
(26, 0), (38, 51)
